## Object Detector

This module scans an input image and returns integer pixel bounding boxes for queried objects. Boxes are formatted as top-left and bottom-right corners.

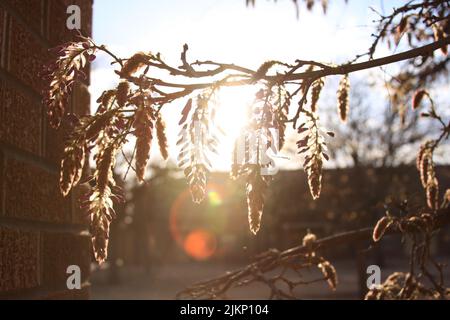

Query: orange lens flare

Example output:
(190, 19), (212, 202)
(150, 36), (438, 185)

(183, 229), (217, 261)
(169, 183), (228, 260)
(208, 191), (223, 207)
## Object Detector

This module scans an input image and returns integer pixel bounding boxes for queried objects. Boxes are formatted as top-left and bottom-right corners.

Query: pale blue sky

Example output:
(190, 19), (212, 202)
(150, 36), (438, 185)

(92, 0), (405, 66)
(90, 0), (446, 172)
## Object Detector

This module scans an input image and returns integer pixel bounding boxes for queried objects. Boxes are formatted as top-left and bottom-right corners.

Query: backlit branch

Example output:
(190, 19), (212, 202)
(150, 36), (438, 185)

(41, 0), (449, 266)
(177, 207), (450, 300)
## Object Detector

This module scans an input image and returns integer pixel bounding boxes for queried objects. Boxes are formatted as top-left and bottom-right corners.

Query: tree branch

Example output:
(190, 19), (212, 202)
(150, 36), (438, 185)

(177, 207), (450, 300)
(124, 37), (449, 118)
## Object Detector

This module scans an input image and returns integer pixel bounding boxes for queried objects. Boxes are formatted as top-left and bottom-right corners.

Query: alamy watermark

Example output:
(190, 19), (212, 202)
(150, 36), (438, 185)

(66, 5), (81, 30)
(66, 265), (81, 290)
(366, 265), (382, 290)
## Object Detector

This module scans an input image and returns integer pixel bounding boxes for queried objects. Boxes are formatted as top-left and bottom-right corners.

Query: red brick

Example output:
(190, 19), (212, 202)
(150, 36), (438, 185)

(71, 183), (91, 226)
(0, 79), (42, 155)
(42, 232), (91, 289)
(47, 0), (76, 45)
(0, 8), (6, 68)
(44, 120), (66, 165)
(4, 157), (71, 223)
(7, 17), (49, 93)
(0, 227), (40, 292)
(47, 1), (92, 84)
(2, 0), (43, 34)
(45, 83), (90, 166)
(60, 0), (93, 36)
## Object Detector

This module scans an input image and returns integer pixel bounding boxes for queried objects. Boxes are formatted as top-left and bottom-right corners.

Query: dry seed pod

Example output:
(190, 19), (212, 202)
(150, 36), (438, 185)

(134, 106), (154, 182)
(187, 165), (208, 204)
(59, 145), (85, 196)
(416, 143), (427, 171)
(96, 146), (115, 194)
(397, 16), (409, 34)
(412, 89), (427, 110)
(442, 189), (450, 208)
(426, 177), (439, 210)
(302, 231), (317, 252)
(116, 82), (130, 107)
(308, 157), (323, 200)
(337, 74), (350, 122)
(156, 113), (169, 160)
(373, 216), (393, 242)
(43, 41), (95, 128)
(433, 23), (448, 55)
(318, 261), (338, 291)
(85, 114), (112, 142)
(98, 90), (116, 107)
(246, 170), (269, 235)
(253, 61), (277, 81)
(365, 289), (381, 300)
(419, 148), (433, 188)
(298, 113), (330, 201)
(91, 207), (111, 264)
(311, 78), (325, 113)
(120, 52), (150, 77)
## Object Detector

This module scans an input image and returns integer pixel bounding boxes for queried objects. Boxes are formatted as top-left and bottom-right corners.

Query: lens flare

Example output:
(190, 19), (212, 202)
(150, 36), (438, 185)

(183, 229), (217, 261)
(169, 183), (228, 260)
(208, 191), (223, 207)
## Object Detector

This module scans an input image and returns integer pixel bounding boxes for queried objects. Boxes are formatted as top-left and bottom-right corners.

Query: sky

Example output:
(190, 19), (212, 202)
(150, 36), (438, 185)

(90, 0), (432, 173)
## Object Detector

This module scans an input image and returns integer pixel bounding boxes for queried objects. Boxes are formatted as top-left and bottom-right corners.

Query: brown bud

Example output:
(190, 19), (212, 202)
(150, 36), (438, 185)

(412, 89), (427, 110)
(302, 231), (317, 252)
(311, 78), (325, 113)
(120, 52), (150, 77)
(134, 106), (154, 182)
(373, 216), (393, 242)
(156, 113), (169, 160)
(426, 177), (439, 211)
(247, 170), (269, 235)
(337, 75), (350, 122)
(116, 82), (130, 107)
(318, 261), (338, 291)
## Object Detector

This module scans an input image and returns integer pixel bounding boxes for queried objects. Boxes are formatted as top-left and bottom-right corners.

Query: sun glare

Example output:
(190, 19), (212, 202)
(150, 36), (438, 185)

(212, 86), (256, 170)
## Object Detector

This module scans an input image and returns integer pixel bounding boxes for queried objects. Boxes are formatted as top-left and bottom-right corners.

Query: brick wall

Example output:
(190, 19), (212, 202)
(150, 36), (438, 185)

(0, 0), (93, 299)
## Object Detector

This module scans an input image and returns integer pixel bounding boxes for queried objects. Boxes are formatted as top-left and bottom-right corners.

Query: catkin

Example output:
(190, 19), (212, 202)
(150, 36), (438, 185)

(59, 145), (85, 197)
(96, 146), (115, 194)
(337, 75), (350, 122)
(246, 170), (269, 235)
(311, 78), (325, 113)
(156, 113), (169, 160)
(419, 150), (432, 188)
(302, 231), (317, 251)
(433, 23), (448, 55)
(134, 107), (154, 182)
(116, 82), (130, 107)
(98, 90), (116, 107)
(91, 209), (110, 264)
(319, 261), (338, 291)
(308, 156), (323, 200)
(373, 217), (393, 242)
(412, 89), (427, 110)
(188, 165), (207, 204)
(120, 52), (150, 77)
(85, 114), (111, 142)
(426, 177), (439, 210)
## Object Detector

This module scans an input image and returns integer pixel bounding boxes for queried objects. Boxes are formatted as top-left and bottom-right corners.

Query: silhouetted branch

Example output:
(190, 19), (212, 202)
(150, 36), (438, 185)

(177, 207), (450, 300)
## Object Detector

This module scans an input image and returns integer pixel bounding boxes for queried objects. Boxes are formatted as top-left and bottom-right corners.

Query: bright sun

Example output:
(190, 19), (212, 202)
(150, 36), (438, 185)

(212, 86), (256, 170)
